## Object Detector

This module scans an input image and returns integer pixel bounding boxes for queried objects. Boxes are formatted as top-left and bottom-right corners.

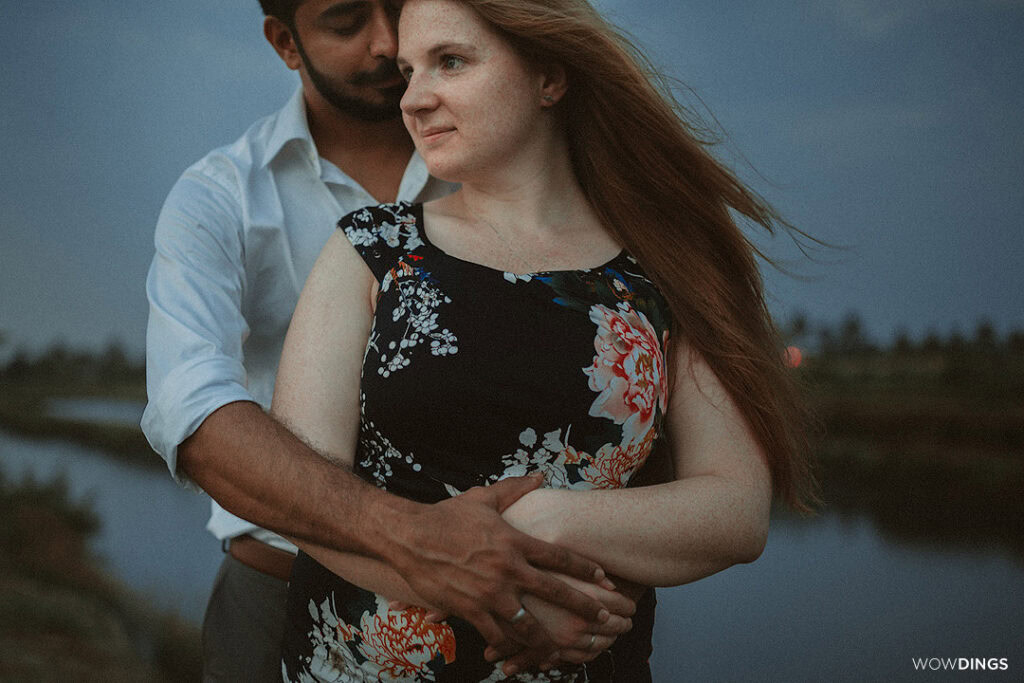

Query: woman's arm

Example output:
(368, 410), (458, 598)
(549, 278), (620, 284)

(269, 230), (416, 601)
(502, 338), (773, 587)
(270, 230), (615, 652)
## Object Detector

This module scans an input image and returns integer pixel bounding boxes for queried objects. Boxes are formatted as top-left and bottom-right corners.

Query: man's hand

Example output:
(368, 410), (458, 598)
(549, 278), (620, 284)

(490, 573), (635, 675)
(384, 474), (612, 653)
(396, 575), (635, 677)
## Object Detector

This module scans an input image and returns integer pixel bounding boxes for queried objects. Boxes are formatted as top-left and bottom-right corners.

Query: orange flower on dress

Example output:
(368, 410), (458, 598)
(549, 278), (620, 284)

(556, 428), (655, 490)
(583, 430), (656, 489)
(337, 601), (456, 681)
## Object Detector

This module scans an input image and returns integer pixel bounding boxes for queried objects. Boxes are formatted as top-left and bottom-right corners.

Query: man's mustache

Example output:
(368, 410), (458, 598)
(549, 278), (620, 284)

(350, 61), (403, 86)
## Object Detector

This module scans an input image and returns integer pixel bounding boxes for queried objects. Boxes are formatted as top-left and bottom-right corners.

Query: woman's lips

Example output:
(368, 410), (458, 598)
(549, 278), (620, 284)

(421, 128), (455, 144)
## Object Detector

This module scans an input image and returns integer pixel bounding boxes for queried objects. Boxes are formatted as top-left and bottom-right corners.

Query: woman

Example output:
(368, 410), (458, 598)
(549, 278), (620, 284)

(275, 0), (817, 680)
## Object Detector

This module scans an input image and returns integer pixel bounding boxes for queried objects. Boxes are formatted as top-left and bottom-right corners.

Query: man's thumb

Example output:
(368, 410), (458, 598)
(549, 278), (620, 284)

(490, 473), (544, 512)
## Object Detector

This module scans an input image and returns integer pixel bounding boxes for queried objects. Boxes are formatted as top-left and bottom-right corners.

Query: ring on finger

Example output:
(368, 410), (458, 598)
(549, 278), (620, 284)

(588, 633), (597, 650)
(509, 606), (528, 624)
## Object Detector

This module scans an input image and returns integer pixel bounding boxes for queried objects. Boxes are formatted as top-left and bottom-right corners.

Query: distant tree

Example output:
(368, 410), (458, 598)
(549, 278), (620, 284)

(838, 312), (872, 353)
(1, 349), (31, 382)
(817, 326), (837, 356)
(784, 312), (809, 345)
(972, 318), (997, 351)
(98, 339), (135, 381)
(1008, 329), (1024, 354)
(37, 343), (71, 378)
(892, 328), (913, 355)
(921, 329), (942, 353)
(947, 327), (966, 354)
(33, 342), (93, 383)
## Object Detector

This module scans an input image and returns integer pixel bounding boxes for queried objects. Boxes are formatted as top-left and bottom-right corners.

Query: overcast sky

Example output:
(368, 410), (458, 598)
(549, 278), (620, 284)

(2, 0), (1022, 358)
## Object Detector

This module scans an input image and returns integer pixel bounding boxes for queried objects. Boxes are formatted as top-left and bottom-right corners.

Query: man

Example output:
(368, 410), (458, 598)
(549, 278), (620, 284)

(143, 1), (623, 680)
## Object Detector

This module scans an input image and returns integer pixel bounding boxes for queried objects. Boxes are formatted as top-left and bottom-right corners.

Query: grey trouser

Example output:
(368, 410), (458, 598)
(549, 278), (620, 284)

(202, 553), (289, 682)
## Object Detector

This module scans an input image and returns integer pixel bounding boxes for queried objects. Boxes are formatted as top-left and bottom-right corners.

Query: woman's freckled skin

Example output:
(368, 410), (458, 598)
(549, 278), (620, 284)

(396, 0), (551, 183)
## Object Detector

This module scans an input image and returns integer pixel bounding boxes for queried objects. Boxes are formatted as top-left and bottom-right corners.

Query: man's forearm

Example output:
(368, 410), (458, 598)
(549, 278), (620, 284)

(179, 400), (416, 559)
(181, 400), (615, 657)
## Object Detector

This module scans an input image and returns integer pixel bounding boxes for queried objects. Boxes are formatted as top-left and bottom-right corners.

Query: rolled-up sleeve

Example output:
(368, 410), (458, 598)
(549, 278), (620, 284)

(142, 164), (254, 489)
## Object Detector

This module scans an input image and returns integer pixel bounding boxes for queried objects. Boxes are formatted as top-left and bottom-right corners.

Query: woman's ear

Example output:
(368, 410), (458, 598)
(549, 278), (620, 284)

(539, 63), (568, 107)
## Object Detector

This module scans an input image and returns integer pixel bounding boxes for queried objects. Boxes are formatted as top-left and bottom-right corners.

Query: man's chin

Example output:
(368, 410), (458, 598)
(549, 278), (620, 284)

(331, 95), (403, 122)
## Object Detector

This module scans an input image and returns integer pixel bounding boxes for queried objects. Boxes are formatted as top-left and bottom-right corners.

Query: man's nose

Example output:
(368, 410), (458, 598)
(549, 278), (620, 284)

(367, 5), (399, 59)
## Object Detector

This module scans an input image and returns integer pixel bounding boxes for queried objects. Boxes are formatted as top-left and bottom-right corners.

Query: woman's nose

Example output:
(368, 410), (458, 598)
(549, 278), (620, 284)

(400, 73), (439, 115)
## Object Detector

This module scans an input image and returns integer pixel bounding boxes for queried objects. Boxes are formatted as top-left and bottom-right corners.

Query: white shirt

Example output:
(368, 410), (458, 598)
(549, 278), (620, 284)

(142, 87), (454, 551)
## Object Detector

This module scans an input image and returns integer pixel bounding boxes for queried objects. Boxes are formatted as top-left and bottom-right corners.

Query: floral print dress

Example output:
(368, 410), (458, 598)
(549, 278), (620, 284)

(281, 202), (672, 683)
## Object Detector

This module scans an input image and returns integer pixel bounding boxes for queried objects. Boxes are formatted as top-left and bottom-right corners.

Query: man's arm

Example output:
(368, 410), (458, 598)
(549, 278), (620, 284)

(151, 204), (611, 652)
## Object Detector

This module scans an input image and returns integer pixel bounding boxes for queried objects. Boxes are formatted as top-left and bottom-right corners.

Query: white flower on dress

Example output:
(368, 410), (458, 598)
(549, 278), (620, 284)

(479, 428), (575, 490)
(345, 227), (377, 247)
(480, 662), (579, 682)
(376, 268), (458, 377)
(379, 220), (403, 248)
(345, 205), (456, 379)
(484, 424), (655, 492)
(292, 595), (372, 682)
(358, 394), (424, 487)
(430, 328), (459, 356)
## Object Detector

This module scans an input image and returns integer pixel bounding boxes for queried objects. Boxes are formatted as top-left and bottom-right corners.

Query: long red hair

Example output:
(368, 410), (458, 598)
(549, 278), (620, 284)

(462, 0), (819, 511)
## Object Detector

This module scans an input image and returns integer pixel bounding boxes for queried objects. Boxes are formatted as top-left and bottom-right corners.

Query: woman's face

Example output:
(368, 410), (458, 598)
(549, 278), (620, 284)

(396, 0), (550, 182)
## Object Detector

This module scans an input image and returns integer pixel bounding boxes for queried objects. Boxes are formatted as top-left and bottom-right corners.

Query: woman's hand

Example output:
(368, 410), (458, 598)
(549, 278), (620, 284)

(484, 571), (635, 675)
(392, 569), (637, 675)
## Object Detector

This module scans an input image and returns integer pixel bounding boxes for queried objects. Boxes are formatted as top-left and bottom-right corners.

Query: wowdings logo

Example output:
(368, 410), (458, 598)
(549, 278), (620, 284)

(912, 658), (1009, 672)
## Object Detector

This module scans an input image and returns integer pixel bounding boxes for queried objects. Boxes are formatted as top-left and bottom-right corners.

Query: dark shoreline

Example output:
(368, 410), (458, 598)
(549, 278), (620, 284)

(0, 473), (201, 681)
(3, 344), (1024, 564)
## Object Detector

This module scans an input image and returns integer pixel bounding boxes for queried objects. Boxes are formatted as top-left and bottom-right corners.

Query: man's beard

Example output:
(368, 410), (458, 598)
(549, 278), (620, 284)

(292, 29), (404, 122)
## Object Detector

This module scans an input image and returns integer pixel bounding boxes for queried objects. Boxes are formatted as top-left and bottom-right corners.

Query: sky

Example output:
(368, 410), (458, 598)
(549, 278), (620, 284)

(2, 0), (1023, 359)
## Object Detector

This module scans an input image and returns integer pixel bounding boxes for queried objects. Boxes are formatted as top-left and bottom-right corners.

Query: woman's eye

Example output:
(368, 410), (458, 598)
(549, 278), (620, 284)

(399, 67), (413, 82)
(441, 55), (466, 71)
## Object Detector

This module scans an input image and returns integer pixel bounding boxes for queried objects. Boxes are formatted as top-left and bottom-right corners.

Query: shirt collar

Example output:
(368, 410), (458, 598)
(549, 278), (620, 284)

(261, 86), (439, 199)
(262, 86), (317, 170)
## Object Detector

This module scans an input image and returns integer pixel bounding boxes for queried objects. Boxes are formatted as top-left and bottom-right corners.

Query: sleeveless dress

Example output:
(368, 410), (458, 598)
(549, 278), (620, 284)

(281, 202), (672, 683)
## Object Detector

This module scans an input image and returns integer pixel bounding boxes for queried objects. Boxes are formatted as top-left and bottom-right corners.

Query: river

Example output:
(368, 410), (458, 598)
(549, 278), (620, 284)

(1, 399), (1021, 680)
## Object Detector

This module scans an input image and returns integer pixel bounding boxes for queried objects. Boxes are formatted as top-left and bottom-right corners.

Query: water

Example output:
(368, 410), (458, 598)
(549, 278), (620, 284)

(0, 429), (220, 623)
(46, 396), (146, 426)
(2, 410), (1023, 680)
(649, 515), (1024, 680)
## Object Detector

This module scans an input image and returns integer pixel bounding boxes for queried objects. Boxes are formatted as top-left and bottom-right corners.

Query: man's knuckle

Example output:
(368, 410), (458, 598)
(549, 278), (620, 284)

(550, 546), (571, 567)
(479, 587), (500, 605)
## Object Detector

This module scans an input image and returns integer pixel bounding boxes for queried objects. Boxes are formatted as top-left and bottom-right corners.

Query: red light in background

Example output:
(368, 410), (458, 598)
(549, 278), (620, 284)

(784, 345), (803, 368)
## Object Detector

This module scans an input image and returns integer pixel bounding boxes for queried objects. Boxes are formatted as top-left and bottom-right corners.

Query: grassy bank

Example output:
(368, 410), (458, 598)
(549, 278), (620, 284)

(0, 472), (201, 682)
(2, 344), (1023, 564)
(0, 383), (158, 471)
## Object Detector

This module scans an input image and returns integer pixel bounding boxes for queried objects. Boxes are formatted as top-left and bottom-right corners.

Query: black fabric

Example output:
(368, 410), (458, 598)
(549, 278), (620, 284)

(282, 202), (672, 682)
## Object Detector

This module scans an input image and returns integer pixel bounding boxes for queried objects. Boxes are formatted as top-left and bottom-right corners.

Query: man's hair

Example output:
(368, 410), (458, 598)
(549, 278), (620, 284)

(258, 0), (303, 24)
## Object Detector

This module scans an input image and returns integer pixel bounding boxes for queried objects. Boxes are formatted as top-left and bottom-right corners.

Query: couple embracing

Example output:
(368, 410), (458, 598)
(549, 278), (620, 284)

(144, 0), (815, 680)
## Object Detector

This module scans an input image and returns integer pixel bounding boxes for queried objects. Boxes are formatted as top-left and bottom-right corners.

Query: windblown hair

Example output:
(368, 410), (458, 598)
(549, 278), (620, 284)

(463, 0), (819, 511)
